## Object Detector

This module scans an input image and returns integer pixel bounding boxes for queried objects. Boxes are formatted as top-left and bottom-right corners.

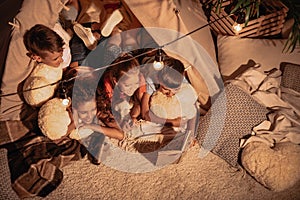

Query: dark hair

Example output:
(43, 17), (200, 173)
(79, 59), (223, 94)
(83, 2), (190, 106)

(158, 57), (184, 89)
(62, 66), (113, 123)
(97, 53), (141, 123)
(111, 53), (140, 80)
(72, 80), (96, 109)
(62, 67), (99, 109)
(23, 24), (65, 58)
(101, 53), (140, 89)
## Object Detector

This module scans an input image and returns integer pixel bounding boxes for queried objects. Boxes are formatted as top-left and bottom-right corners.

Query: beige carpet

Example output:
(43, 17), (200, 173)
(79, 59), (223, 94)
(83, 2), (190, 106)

(29, 144), (300, 200)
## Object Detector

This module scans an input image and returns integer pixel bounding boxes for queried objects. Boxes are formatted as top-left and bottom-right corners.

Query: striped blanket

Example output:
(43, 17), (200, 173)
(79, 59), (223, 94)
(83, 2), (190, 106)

(3, 131), (85, 198)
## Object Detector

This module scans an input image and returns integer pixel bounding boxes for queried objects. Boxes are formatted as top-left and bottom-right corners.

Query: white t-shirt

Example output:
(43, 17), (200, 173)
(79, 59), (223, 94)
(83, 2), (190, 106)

(53, 22), (71, 68)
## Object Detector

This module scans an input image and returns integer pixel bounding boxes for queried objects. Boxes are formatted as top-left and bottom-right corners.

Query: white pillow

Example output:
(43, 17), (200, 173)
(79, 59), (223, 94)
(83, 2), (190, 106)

(217, 35), (300, 77)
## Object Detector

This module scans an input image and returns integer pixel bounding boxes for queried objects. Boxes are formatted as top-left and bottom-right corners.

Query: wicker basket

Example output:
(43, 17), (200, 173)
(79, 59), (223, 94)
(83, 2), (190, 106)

(208, 0), (289, 37)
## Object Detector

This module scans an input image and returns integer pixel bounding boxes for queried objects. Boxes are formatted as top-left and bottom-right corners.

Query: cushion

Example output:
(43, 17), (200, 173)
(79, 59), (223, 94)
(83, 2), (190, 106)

(217, 35), (300, 78)
(197, 83), (268, 167)
(241, 141), (300, 192)
(280, 62), (300, 93)
(23, 76), (58, 107)
(0, 148), (19, 199)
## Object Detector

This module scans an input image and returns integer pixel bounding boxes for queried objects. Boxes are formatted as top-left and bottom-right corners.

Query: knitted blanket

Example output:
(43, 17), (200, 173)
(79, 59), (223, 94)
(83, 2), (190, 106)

(3, 132), (84, 198)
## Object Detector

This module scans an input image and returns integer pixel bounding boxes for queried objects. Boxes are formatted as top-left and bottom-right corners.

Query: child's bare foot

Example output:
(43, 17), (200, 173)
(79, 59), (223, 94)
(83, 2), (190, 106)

(101, 9), (123, 37)
(73, 22), (98, 50)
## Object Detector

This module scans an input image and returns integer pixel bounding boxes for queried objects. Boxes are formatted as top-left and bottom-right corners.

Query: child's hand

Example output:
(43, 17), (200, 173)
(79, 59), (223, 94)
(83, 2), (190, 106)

(120, 115), (134, 132)
(78, 123), (95, 131)
(167, 117), (188, 127)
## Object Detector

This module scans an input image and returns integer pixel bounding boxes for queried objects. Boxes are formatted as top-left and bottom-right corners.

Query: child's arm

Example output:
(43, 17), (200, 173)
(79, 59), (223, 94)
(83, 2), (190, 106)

(79, 123), (124, 140)
(72, 109), (124, 140)
(130, 103), (140, 122)
(141, 76), (156, 120)
(146, 110), (187, 127)
(141, 92), (151, 120)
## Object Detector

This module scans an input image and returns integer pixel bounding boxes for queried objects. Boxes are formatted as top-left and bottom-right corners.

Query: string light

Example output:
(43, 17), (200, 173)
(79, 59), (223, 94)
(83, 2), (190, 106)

(233, 22), (243, 34)
(60, 81), (71, 106)
(233, 11), (245, 35)
(0, 49), (156, 98)
(62, 98), (70, 106)
(153, 48), (164, 70)
(0, 12), (235, 99)
(0, 80), (60, 97)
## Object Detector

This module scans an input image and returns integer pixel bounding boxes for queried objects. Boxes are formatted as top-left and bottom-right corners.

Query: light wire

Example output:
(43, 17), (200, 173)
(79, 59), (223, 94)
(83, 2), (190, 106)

(0, 12), (233, 98)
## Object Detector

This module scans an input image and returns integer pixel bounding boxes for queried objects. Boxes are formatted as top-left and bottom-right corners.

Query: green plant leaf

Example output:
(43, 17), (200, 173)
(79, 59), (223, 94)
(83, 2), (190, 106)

(245, 2), (251, 26)
(230, 0), (244, 14)
(283, 22), (300, 53)
(255, 1), (260, 18)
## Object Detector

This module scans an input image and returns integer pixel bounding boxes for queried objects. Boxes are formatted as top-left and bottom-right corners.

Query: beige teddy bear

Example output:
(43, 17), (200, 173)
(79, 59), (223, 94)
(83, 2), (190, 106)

(38, 97), (95, 141)
(38, 98), (71, 140)
(150, 82), (198, 120)
(23, 63), (63, 107)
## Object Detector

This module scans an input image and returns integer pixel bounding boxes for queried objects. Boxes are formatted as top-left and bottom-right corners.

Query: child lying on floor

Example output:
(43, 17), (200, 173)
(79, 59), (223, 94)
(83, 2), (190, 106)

(98, 53), (146, 133)
(141, 55), (199, 134)
(37, 66), (124, 164)
(63, 66), (124, 141)
(22, 24), (70, 107)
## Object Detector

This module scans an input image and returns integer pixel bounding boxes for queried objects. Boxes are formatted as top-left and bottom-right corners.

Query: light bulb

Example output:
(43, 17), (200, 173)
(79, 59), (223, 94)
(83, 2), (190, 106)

(233, 22), (243, 35)
(153, 60), (164, 70)
(153, 48), (164, 70)
(62, 98), (70, 106)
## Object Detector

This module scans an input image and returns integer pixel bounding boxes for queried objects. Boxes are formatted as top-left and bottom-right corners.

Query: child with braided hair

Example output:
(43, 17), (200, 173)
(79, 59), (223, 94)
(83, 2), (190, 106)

(63, 66), (124, 141)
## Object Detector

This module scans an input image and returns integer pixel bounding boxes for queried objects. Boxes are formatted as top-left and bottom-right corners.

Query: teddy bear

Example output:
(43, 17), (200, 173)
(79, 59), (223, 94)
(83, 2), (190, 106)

(38, 97), (95, 141)
(150, 82), (198, 121)
(23, 63), (63, 107)
(38, 97), (71, 140)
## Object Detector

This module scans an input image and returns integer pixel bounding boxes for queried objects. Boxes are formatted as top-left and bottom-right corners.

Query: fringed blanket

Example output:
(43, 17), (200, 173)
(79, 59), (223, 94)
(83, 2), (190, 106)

(230, 65), (300, 147)
(3, 131), (85, 199)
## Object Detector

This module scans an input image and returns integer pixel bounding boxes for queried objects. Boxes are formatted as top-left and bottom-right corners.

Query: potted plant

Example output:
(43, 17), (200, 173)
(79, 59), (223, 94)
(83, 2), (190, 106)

(202, 0), (300, 52)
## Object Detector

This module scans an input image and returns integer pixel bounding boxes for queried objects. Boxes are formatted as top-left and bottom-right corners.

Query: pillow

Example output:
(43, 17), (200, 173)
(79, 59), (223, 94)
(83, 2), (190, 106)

(0, 148), (19, 199)
(280, 62), (300, 93)
(217, 36), (300, 77)
(197, 83), (268, 167)
(23, 63), (63, 107)
(23, 76), (58, 107)
(241, 141), (300, 192)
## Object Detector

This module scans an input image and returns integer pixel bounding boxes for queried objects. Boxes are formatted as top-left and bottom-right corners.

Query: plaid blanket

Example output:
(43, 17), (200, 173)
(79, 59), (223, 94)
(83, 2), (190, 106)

(3, 131), (85, 198)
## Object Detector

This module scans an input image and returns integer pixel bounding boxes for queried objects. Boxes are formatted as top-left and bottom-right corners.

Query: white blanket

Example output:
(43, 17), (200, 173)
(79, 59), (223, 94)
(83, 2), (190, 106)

(230, 66), (300, 147)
